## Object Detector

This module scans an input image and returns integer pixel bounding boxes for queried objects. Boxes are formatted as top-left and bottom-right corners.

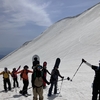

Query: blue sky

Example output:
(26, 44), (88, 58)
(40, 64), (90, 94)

(0, 0), (100, 55)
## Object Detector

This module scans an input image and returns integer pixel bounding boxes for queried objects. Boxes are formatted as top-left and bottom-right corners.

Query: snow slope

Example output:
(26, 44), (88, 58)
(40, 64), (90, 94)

(0, 3), (100, 100)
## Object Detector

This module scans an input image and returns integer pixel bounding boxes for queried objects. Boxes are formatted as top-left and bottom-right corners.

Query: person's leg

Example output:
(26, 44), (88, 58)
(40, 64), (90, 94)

(92, 83), (98, 100)
(7, 78), (11, 90)
(54, 81), (57, 94)
(37, 87), (43, 100)
(48, 82), (53, 96)
(3, 79), (7, 91)
(33, 88), (38, 100)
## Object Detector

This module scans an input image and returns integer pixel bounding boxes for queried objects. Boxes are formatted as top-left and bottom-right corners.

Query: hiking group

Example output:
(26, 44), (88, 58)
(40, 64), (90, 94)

(0, 56), (100, 100)
(0, 55), (64, 100)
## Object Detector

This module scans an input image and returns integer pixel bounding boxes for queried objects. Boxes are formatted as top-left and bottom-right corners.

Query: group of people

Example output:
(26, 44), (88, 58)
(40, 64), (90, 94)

(1, 57), (100, 100)
(0, 57), (64, 100)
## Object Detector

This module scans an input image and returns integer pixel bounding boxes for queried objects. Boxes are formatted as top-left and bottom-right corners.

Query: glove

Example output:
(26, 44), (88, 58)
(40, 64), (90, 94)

(82, 59), (86, 63)
(62, 76), (64, 79)
(19, 65), (21, 68)
(47, 82), (50, 85)
(67, 77), (70, 80)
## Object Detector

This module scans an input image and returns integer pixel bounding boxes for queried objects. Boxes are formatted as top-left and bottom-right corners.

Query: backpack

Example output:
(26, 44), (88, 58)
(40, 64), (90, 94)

(32, 70), (43, 87)
(3, 71), (10, 79)
(20, 70), (28, 79)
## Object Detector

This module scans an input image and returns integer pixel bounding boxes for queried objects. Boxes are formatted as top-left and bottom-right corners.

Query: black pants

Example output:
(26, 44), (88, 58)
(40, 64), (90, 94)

(48, 81), (57, 95)
(3, 78), (11, 91)
(13, 77), (19, 87)
(92, 83), (100, 100)
(22, 80), (29, 94)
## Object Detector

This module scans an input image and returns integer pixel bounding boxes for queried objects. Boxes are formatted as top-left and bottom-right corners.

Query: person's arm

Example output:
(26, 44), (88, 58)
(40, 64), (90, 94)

(46, 69), (51, 75)
(16, 65), (21, 72)
(27, 70), (33, 73)
(82, 59), (92, 67)
(43, 75), (50, 85)
(16, 70), (23, 74)
(82, 59), (98, 70)
(0, 71), (4, 75)
(58, 70), (64, 79)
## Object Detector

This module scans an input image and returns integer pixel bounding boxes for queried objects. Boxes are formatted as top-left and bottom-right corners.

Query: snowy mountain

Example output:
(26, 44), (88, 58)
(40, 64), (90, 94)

(0, 3), (100, 100)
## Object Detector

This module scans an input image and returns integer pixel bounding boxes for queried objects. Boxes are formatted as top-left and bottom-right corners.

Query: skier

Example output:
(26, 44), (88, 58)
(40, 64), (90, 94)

(0, 67), (12, 92)
(11, 66), (21, 88)
(32, 57), (40, 69)
(31, 64), (50, 100)
(16, 65), (33, 96)
(42, 61), (51, 88)
(48, 65), (64, 96)
(82, 59), (100, 100)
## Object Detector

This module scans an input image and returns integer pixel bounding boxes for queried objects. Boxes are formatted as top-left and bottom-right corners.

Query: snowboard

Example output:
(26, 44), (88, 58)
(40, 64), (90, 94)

(54, 58), (61, 68)
(32, 54), (40, 69)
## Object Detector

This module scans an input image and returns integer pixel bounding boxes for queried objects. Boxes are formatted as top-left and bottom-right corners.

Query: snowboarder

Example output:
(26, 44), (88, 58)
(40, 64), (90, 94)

(82, 59), (100, 100)
(16, 65), (33, 96)
(0, 67), (12, 92)
(11, 66), (21, 88)
(31, 64), (50, 100)
(42, 61), (51, 88)
(48, 65), (64, 96)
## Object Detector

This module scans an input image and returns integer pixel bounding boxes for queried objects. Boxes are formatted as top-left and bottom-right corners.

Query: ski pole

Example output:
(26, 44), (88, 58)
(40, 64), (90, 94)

(69, 61), (83, 81)
(59, 79), (63, 94)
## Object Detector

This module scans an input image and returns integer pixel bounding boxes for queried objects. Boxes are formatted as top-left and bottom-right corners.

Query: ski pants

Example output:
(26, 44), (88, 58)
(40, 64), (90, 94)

(13, 77), (19, 87)
(33, 87), (43, 100)
(92, 83), (100, 100)
(22, 80), (29, 94)
(48, 81), (57, 95)
(3, 78), (11, 91)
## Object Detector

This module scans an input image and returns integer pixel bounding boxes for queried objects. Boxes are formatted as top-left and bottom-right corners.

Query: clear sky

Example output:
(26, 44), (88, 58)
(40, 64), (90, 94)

(0, 0), (100, 55)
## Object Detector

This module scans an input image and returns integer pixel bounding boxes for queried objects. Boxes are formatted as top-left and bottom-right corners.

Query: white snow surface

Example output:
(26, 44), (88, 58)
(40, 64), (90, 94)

(0, 3), (100, 100)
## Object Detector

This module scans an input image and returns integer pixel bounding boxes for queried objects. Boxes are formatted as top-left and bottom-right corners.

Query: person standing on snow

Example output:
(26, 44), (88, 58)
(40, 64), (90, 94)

(82, 59), (100, 100)
(48, 66), (64, 96)
(0, 67), (12, 92)
(31, 64), (50, 100)
(11, 66), (21, 88)
(16, 65), (33, 96)
(42, 61), (51, 88)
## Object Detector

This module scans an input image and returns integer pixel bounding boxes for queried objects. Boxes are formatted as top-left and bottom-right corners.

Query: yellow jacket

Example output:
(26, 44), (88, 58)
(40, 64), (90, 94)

(0, 71), (11, 79)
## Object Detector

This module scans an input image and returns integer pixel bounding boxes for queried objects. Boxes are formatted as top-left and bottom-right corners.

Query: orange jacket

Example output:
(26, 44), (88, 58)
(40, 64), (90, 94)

(16, 69), (33, 80)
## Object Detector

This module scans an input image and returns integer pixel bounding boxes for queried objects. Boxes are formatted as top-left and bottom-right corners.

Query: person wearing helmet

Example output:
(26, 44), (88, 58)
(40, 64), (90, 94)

(0, 67), (12, 92)
(82, 59), (100, 100)
(42, 61), (51, 88)
(11, 66), (21, 88)
(16, 65), (33, 96)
